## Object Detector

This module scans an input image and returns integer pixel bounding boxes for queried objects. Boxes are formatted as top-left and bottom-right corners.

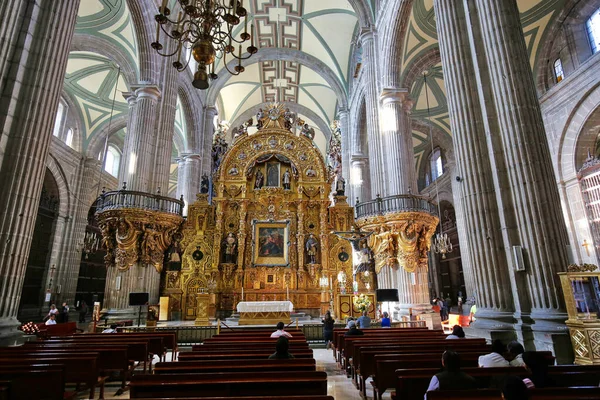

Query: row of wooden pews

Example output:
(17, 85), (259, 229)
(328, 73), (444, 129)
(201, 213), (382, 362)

(133, 327), (332, 399)
(334, 326), (600, 400)
(0, 330), (177, 399)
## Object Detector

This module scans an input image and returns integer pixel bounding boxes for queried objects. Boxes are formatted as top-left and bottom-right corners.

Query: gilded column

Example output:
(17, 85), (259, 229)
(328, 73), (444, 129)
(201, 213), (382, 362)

(469, 0), (569, 330)
(0, 0), (80, 339)
(379, 88), (418, 195)
(360, 29), (385, 198)
(433, 0), (515, 330)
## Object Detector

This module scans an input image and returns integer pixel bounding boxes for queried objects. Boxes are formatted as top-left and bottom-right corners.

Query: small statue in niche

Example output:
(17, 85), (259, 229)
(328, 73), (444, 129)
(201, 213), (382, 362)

(301, 123), (315, 140)
(305, 234), (319, 264)
(223, 232), (237, 264)
(228, 165), (239, 176)
(254, 169), (264, 189)
(284, 108), (295, 130)
(282, 169), (291, 190)
(306, 166), (316, 177)
(200, 174), (210, 194)
(335, 174), (345, 195)
(256, 108), (264, 129)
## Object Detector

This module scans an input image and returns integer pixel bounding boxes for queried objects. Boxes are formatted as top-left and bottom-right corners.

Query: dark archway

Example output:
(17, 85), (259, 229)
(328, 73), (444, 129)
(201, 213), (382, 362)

(18, 169), (60, 321)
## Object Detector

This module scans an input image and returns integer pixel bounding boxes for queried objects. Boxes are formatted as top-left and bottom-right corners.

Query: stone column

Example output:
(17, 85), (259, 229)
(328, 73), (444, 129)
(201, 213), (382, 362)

(338, 108), (351, 199)
(177, 153), (201, 210)
(360, 29), (385, 198)
(0, 0), (80, 340)
(201, 106), (218, 175)
(350, 159), (370, 203)
(433, 0), (515, 332)
(120, 86), (161, 192)
(469, 0), (570, 334)
(379, 88), (418, 195)
(396, 266), (431, 315)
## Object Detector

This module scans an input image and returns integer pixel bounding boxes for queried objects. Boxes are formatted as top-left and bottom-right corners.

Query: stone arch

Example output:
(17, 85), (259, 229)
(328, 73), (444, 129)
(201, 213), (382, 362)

(401, 48), (442, 89)
(377, 0), (416, 87)
(413, 119), (455, 190)
(125, 0), (162, 83)
(177, 82), (201, 152)
(70, 34), (138, 85)
(206, 48), (348, 109)
(85, 114), (129, 158)
(347, 0), (374, 29)
(60, 89), (84, 153)
(45, 156), (71, 218)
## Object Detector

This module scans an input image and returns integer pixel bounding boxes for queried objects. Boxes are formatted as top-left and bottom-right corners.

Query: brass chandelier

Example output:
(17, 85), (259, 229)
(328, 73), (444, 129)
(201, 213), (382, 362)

(153, 0), (258, 89)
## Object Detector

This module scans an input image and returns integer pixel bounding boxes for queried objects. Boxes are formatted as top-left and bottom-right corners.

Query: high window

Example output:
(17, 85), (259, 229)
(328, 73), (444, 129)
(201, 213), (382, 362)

(65, 128), (74, 148)
(104, 146), (121, 178)
(430, 148), (444, 181)
(587, 8), (600, 54)
(554, 58), (564, 83)
(52, 102), (65, 137)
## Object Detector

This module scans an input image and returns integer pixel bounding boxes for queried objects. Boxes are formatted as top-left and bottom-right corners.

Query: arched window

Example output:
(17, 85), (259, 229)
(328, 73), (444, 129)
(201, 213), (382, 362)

(65, 128), (74, 148)
(52, 101), (65, 137)
(430, 148), (444, 182)
(554, 58), (564, 83)
(104, 146), (121, 178)
(587, 8), (600, 54)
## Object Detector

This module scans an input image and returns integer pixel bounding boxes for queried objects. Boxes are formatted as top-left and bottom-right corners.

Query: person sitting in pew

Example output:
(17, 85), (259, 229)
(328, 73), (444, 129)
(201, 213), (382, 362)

(380, 311), (391, 328)
(522, 351), (555, 389)
(446, 325), (465, 339)
(478, 339), (509, 367)
(45, 313), (57, 325)
(507, 341), (526, 367)
(270, 322), (293, 338)
(268, 337), (295, 359)
(357, 311), (371, 328)
(502, 375), (529, 400)
(425, 350), (476, 399)
(102, 324), (118, 333)
(344, 320), (364, 336)
(345, 317), (355, 328)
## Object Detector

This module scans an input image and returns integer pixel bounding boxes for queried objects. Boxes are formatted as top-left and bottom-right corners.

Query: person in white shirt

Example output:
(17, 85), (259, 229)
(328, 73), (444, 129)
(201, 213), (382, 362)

(507, 341), (526, 367)
(270, 322), (292, 338)
(478, 339), (509, 367)
(102, 324), (118, 333)
(45, 314), (57, 325)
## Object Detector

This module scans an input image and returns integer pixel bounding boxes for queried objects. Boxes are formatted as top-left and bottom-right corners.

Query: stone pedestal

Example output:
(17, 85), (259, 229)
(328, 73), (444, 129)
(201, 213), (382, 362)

(194, 293), (210, 326)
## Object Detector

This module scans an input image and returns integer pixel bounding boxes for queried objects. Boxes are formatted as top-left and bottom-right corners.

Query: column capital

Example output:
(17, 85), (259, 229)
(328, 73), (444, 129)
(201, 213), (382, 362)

(204, 105), (218, 118)
(359, 28), (376, 45)
(337, 107), (349, 118)
(181, 153), (202, 162)
(380, 88), (411, 106)
(132, 85), (161, 101)
(122, 91), (137, 107)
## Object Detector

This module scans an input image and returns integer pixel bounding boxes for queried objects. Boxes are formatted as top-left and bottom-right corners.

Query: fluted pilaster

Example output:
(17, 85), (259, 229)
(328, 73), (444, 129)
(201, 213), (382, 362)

(351, 159), (370, 203)
(0, 0), (80, 338)
(360, 29), (385, 197)
(379, 88), (418, 195)
(434, 0), (515, 327)
(121, 86), (161, 192)
(338, 109), (351, 198)
(201, 106), (218, 175)
(470, 0), (569, 325)
(177, 153), (202, 209)
(396, 265), (431, 314)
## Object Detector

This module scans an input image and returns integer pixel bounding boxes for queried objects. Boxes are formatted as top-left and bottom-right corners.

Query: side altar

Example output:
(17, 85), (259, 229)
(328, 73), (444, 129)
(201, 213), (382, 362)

(161, 103), (376, 321)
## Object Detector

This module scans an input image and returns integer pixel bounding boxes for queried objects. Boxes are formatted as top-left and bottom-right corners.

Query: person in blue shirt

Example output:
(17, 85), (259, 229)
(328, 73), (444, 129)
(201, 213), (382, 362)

(356, 311), (371, 328)
(380, 311), (391, 328)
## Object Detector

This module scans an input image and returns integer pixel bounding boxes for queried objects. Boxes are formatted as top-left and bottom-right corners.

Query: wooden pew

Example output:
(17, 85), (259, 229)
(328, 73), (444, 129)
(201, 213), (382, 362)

(0, 354), (103, 399)
(392, 365), (600, 400)
(333, 327), (430, 359)
(0, 365), (67, 400)
(131, 397), (333, 400)
(70, 331), (178, 361)
(129, 371), (327, 398)
(178, 350), (314, 361)
(426, 387), (600, 400)
(192, 343), (310, 352)
(36, 322), (78, 337)
(154, 359), (316, 374)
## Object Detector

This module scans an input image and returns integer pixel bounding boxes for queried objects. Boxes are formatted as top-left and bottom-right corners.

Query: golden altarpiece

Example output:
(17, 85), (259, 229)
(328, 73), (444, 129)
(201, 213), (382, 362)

(161, 104), (377, 322)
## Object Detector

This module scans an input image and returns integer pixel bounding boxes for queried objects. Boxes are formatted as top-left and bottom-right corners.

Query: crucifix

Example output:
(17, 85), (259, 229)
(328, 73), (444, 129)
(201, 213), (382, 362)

(582, 239), (591, 257)
(333, 227), (374, 293)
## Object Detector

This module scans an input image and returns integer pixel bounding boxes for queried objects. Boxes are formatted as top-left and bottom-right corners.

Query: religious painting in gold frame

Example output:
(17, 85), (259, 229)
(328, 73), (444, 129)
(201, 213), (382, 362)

(252, 220), (290, 267)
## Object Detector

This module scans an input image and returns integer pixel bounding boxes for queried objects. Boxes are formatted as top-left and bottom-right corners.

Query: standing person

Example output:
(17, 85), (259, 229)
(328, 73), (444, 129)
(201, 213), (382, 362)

(322, 311), (335, 349)
(270, 321), (293, 338)
(380, 311), (391, 328)
(78, 301), (88, 323)
(268, 336), (295, 359)
(435, 298), (444, 321)
(425, 350), (476, 399)
(61, 302), (69, 323)
(45, 304), (59, 321)
(357, 310), (371, 328)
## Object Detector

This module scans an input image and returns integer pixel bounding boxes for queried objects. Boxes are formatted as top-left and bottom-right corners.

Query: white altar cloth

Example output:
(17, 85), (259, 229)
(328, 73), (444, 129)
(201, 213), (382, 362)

(237, 301), (294, 313)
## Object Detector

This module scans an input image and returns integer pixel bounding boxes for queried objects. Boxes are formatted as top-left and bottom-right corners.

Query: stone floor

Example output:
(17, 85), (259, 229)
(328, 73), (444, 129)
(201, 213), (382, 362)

(74, 348), (385, 399)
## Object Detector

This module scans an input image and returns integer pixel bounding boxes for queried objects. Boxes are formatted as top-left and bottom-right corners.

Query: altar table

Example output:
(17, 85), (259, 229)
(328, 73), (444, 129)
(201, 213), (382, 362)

(236, 301), (293, 325)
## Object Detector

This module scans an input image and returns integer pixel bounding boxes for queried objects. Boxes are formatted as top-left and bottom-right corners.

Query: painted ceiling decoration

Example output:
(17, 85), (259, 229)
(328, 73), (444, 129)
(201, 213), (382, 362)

(401, 0), (565, 177)
(214, 0), (358, 158)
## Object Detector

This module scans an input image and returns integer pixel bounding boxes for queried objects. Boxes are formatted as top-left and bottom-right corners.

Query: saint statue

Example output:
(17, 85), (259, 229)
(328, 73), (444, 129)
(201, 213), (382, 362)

(354, 241), (374, 273)
(200, 174), (209, 194)
(283, 169), (291, 190)
(335, 174), (345, 195)
(305, 234), (319, 264)
(254, 169), (264, 189)
(267, 163), (279, 187)
(223, 232), (237, 264)
(301, 124), (315, 140)
(256, 108), (264, 129)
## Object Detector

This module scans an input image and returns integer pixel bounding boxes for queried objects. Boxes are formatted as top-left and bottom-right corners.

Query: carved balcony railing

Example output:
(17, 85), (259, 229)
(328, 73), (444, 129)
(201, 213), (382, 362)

(355, 194), (437, 220)
(96, 189), (184, 216)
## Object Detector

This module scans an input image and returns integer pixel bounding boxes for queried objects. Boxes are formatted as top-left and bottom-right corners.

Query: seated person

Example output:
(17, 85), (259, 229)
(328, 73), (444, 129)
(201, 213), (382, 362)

(102, 324), (118, 333)
(268, 336), (295, 359)
(502, 375), (529, 400)
(478, 339), (509, 367)
(344, 320), (364, 336)
(380, 311), (391, 328)
(425, 350), (476, 399)
(446, 325), (465, 339)
(522, 351), (554, 389)
(507, 341), (526, 367)
(345, 317), (355, 328)
(45, 314), (57, 325)
(270, 321), (292, 338)
(357, 311), (371, 328)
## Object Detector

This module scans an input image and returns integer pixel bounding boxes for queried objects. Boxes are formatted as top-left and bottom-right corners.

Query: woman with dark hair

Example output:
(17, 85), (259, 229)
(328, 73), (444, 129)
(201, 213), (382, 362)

(502, 376), (529, 400)
(522, 351), (554, 389)
(322, 311), (335, 349)
(424, 350), (476, 399)
(268, 336), (295, 359)
(446, 325), (465, 339)
(380, 311), (391, 328)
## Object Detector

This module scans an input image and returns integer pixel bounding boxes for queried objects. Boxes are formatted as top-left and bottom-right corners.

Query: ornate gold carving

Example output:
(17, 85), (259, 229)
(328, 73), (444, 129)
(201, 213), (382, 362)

(567, 263), (598, 272)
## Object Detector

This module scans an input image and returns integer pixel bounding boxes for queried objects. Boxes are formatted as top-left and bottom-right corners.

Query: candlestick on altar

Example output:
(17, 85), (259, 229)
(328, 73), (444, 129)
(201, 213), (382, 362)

(286, 285), (289, 301)
(241, 287), (244, 301)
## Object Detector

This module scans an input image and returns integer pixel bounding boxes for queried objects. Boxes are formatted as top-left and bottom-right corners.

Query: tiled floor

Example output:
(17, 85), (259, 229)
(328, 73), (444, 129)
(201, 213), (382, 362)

(77, 348), (380, 399)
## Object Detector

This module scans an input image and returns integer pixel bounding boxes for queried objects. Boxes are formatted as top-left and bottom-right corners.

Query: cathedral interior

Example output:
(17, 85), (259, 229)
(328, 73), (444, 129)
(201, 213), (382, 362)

(2, 0), (600, 363)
